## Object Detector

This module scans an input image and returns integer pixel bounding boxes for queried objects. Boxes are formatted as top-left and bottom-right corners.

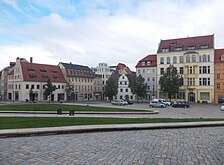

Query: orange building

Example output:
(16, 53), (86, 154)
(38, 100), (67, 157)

(214, 49), (224, 103)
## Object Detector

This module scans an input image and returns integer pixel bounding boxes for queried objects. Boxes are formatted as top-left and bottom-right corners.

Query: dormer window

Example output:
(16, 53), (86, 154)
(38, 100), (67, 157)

(170, 42), (177, 46)
(51, 70), (58, 73)
(187, 45), (195, 50)
(200, 44), (208, 49)
(147, 61), (151, 65)
(174, 47), (183, 51)
(40, 69), (47, 72)
(162, 48), (169, 52)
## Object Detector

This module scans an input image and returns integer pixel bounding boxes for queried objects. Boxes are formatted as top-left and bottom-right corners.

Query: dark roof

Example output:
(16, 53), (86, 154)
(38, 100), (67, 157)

(59, 62), (92, 72)
(214, 49), (224, 62)
(135, 54), (157, 68)
(21, 62), (66, 83)
(157, 34), (214, 53)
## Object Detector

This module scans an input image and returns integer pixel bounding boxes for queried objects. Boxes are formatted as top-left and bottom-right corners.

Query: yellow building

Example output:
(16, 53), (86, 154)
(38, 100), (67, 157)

(157, 35), (215, 103)
(59, 62), (94, 101)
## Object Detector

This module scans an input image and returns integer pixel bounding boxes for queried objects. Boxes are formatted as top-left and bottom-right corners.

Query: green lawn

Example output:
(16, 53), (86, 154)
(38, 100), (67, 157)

(0, 103), (149, 112)
(0, 117), (224, 130)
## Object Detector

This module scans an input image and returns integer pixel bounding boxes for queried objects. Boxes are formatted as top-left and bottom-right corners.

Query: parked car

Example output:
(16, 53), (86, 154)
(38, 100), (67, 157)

(172, 101), (190, 108)
(111, 100), (128, 106)
(152, 99), (171, 106)
(149, 101), (167, 108)
(220, 103), (224, 111)
(125, 100), (133, 105)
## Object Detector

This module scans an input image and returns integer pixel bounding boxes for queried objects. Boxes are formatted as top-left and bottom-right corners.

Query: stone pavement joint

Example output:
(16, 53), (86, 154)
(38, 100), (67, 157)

(0, 121), (224, 138)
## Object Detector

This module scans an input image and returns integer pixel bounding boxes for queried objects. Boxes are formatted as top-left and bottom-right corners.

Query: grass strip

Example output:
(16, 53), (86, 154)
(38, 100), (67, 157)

(0, 104), (149, 112)
(0, 117), (223, 130)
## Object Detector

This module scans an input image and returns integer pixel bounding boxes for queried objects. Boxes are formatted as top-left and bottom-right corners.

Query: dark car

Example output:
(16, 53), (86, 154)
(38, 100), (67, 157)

(126, 100), (133, 105)
(172, 101), (190, 108)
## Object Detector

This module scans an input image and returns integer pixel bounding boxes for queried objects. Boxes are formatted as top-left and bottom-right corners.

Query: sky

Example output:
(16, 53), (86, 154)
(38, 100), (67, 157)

(0, 0), (224, 71)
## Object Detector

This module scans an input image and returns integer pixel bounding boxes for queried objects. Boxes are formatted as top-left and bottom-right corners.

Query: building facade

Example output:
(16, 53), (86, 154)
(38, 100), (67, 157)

(136, 54), (157, 100)
(157, 35), (215, 103)
(7, 57), (66, 102)
(93, 74), (103, 100)
(214, 49), (224, 104)
(59, 62), (94, 101)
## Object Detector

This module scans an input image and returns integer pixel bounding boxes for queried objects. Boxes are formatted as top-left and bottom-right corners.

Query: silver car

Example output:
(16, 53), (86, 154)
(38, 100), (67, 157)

(149, 101), (167, 108)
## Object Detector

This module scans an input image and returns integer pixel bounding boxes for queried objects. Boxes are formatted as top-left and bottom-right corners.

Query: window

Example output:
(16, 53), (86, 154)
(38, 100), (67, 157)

(162, 48), (169, 52)
(58, 85), (60, 89)
(203, 54), (206, 62)
(160, 68), (164, 75)
(26, 84), (29, 89)
(120, 89), (123, 92)
(203, 66), (207, 74)
(217, 83), (220, 89)
(207, 66), (210, 74)
(126, 89), (128, 92)
(216, 65), (220, 70)
(173, 56), (177, 64)
(217, 74), (220, 79)
(199, 78), (210, 86)
(200, 92), (210, 100)
(207, 55), (210, 62)
(174, 47), (182, 51)
(189, 66), (193, 74)
(200, 45), (208, 49)
(179, 56), (184, 63)
(147, 69), (151, 73)
(31, 84), (34, 89)
(167, 57), (171, 64)
(37, 85), (40, 89)
(186, 55), (190, 62)
(188, 45), (195, 50)
(152, 77), (155, 81)
(160, 57), (164, 64)
(179, 67), (184, 74)
(192, 54), (196, 62)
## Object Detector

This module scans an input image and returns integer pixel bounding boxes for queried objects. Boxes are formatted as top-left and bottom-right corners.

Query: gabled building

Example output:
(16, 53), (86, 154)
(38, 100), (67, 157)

(136, 54), (157, 100)
(59, 62), (94, 101)
(214, 49), (224, 103)
(7, 57), (66, 102)
(110, 63), (136, 101)
(157, 34), (215, 103)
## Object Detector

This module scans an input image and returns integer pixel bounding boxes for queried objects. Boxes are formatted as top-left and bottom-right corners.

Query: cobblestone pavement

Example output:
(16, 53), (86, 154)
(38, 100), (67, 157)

(1, 127), (223, 165)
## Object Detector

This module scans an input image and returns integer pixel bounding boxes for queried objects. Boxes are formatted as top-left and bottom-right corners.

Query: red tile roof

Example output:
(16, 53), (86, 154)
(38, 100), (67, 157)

(214, 49), (224, 62)
(135, 54), (157, 68)
(20, 62), (66, 83)
(115, 63), (133, 74)
(157, 34), (214, 53)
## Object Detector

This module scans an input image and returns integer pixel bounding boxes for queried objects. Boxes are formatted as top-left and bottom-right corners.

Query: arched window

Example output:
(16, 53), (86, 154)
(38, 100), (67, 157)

(180, 56), (184, 63)
(160, 57), (164, 64)
(192, 54), (196, 62)
(167, 57), (171, 64)
(173, 56), (177, 64)
(186, 55), (190, 63)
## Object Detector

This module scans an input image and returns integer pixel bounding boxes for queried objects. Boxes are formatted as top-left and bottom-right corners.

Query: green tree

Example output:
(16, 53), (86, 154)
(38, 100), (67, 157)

(65, 81), (74, 101)
(159, 65), (183, 101)
(44, 78), (56, 101)
(130, 74), (147, 102)
(105, 77), (117, 101)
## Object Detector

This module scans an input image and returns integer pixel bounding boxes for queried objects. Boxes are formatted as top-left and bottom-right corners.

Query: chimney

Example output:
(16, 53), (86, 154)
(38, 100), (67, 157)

(30, 57), (33, 63)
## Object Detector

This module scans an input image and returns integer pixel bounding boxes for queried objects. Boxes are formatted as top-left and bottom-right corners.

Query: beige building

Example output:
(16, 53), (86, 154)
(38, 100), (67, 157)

(157, 35), (215, 103)
(59, 62), (95, 101)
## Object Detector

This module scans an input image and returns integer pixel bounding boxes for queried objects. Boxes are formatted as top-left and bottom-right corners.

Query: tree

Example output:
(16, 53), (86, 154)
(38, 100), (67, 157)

(105, 77), (117, 101)
(159, 65), (183, 101)
(65, 81), (74, 101)
(130, 74), (147, 102)
(44, 78), (56, 101)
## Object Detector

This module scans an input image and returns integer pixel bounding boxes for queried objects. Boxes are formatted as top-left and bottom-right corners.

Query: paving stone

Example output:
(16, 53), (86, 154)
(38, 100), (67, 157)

(0, 127), (223, 164)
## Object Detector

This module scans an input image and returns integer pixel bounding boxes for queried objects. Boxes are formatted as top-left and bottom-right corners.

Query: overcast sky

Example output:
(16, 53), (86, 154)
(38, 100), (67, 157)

(1, 0), (224, 71)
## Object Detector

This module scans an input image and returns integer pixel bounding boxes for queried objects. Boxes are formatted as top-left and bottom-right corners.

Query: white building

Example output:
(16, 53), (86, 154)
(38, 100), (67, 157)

(7, 57), (66, 102)
(136, 54), (157, 100)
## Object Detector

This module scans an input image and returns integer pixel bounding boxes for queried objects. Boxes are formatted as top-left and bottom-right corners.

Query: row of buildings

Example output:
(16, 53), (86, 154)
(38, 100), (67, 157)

(0, 34), (224, 104)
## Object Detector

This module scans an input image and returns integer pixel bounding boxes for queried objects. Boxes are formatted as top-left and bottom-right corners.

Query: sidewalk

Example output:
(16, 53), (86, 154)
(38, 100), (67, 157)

(1, 121), (224, 138)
